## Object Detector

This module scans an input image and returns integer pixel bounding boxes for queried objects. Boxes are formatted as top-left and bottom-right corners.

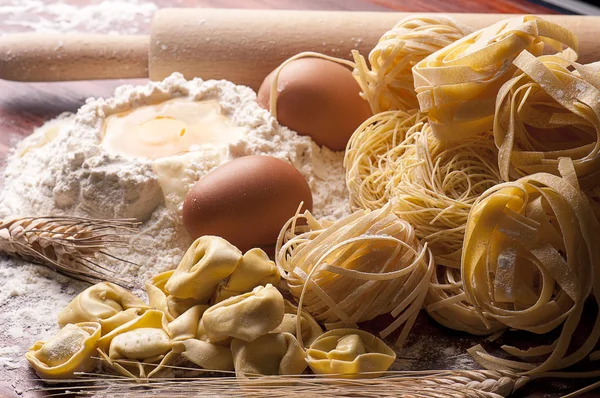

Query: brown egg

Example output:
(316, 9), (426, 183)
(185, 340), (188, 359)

(182, 155), (313, 253)
(257, 57), (372, 151)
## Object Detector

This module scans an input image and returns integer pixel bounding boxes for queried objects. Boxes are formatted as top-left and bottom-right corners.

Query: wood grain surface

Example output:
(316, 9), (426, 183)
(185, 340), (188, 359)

(1, 1), (597, 398)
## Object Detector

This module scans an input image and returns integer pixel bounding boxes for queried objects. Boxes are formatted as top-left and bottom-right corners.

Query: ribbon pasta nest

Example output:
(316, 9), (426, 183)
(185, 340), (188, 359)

(462, 167), (600, 374)
(495, 51), (600, 190)
(413, 16), (578, 141)
(276, 203), (433, 347)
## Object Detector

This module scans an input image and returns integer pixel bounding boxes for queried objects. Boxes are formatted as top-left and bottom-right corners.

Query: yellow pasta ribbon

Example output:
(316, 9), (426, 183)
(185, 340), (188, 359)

(495, 51), (600, 190)
(462, 169), (600, 374)
(413, 16), (578, 141)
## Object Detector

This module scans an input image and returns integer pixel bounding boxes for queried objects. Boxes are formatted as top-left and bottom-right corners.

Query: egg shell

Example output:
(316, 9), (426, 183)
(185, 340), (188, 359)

(257, 57), (372, 151)
(182, 155), (313, 253)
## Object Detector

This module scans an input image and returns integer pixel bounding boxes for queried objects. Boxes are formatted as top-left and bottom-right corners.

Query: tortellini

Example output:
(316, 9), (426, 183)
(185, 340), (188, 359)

(167, 304), (210, 342)
(97, 310), (179, 379)
(26, 322), (101, 379)
(213, 248), (280, 303)
(231, 332), (307, 377)
(58, 282), (149, 334)
(202, 284), (285, 342)
(146, 270), (205, 322)
(165, 236), (242, 301)
(175, 339), (234, 371)
(306, 329), (396, 378)
(271, 300), (323, 346)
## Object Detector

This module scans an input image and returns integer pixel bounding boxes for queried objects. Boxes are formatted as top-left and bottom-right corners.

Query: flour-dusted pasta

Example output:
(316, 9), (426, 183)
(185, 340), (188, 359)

(202, 284), (285, 342)
(231, 332), (307, 377)
(146, 270), (205, 322)
(306, 329), (396, 377)
(26, 322), (101, 379)
(413, 16), (578, 141)
(213, 248), (280, 303)
(97, 310), (179, 379)
(58, 282), (149, 334)
(165, 236), (243, 301)
(271, 300), (323, 347)
(494, 51), (600, 190)
(462, 167), (600, 373)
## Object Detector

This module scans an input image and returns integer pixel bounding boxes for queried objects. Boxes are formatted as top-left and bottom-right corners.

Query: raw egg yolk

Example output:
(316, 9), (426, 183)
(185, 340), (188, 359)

(101, 98), (243, 159)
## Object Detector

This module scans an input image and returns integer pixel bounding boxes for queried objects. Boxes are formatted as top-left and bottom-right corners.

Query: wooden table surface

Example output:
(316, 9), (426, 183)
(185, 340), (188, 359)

(2, 1), (597, 398)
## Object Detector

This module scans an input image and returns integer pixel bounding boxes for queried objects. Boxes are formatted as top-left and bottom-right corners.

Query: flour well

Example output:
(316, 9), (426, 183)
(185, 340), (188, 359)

(0, 73), (349, 378)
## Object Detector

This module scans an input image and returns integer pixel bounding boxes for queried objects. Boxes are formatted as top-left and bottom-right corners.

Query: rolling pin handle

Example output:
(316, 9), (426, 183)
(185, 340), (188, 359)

(0, 33), (149, 82)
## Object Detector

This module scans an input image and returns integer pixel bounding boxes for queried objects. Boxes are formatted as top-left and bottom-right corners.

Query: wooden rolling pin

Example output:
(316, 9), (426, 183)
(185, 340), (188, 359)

(1, 8), (599, 90)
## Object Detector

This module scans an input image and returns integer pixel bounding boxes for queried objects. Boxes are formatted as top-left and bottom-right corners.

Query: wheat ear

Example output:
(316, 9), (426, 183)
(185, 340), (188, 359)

(0, 215), (139, 286)
(36, 365), (526, 398)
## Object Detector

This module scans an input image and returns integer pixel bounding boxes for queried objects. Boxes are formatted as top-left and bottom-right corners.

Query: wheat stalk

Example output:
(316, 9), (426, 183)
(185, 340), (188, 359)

(0, 215), (139, 286)
(34, 362), (526, 398)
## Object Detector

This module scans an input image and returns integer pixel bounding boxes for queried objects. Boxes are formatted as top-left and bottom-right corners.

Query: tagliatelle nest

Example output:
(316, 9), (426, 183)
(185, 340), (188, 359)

(352, 16), (471, 114)
(495, 51), (600, 190)
(345, 111), (502, 268)
(462, 162), (600, 374)
(413, 15), (578, 141)
(275, 203), (433, 347)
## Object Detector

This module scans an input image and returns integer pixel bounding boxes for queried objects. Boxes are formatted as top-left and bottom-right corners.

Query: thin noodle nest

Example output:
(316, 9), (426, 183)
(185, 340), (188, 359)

(275, 204), (433, 348)
(345, 111), (502, 268)
(352, 16), (471, 114)
(413, 16), (578, 141)
(495, 51), (600, 190)
(462, 166), (600, 374)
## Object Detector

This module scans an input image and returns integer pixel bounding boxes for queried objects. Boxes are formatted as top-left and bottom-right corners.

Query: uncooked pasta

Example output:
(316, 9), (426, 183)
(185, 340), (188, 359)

(275, 204), (433, 348)
(413, 16), (578, 141)
(345, 110), (427, 211)
(345, 111), (502, 268)
(352, 16), (471, 113)
(495, 51), (600, 190)
(462, 163), (600, 374)
(425, 264), (504, 336)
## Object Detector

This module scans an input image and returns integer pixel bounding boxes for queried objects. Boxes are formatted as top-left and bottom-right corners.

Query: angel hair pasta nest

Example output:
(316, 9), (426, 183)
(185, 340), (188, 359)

(345, 110), (502, 268)
(275, 203), (433, 347)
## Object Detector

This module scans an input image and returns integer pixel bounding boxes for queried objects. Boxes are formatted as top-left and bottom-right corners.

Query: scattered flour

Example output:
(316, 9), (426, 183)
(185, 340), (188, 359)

(0, 73), (350, 382)
(0, 0), (157, 35)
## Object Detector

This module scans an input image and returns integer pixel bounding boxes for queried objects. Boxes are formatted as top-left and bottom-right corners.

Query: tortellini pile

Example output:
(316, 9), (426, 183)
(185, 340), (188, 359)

(28, 235), (400, 381)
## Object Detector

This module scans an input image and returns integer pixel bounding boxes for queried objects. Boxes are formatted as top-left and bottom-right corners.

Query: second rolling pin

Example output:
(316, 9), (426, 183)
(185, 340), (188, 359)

(1, 8), (599, 90)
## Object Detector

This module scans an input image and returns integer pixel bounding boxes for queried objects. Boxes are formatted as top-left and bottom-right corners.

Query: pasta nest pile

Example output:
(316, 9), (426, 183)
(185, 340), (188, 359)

(344, 14), (600, 374)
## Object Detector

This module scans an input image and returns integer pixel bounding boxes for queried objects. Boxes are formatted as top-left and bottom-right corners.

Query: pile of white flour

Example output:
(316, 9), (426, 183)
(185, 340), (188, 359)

(0, 73), (349, 379)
